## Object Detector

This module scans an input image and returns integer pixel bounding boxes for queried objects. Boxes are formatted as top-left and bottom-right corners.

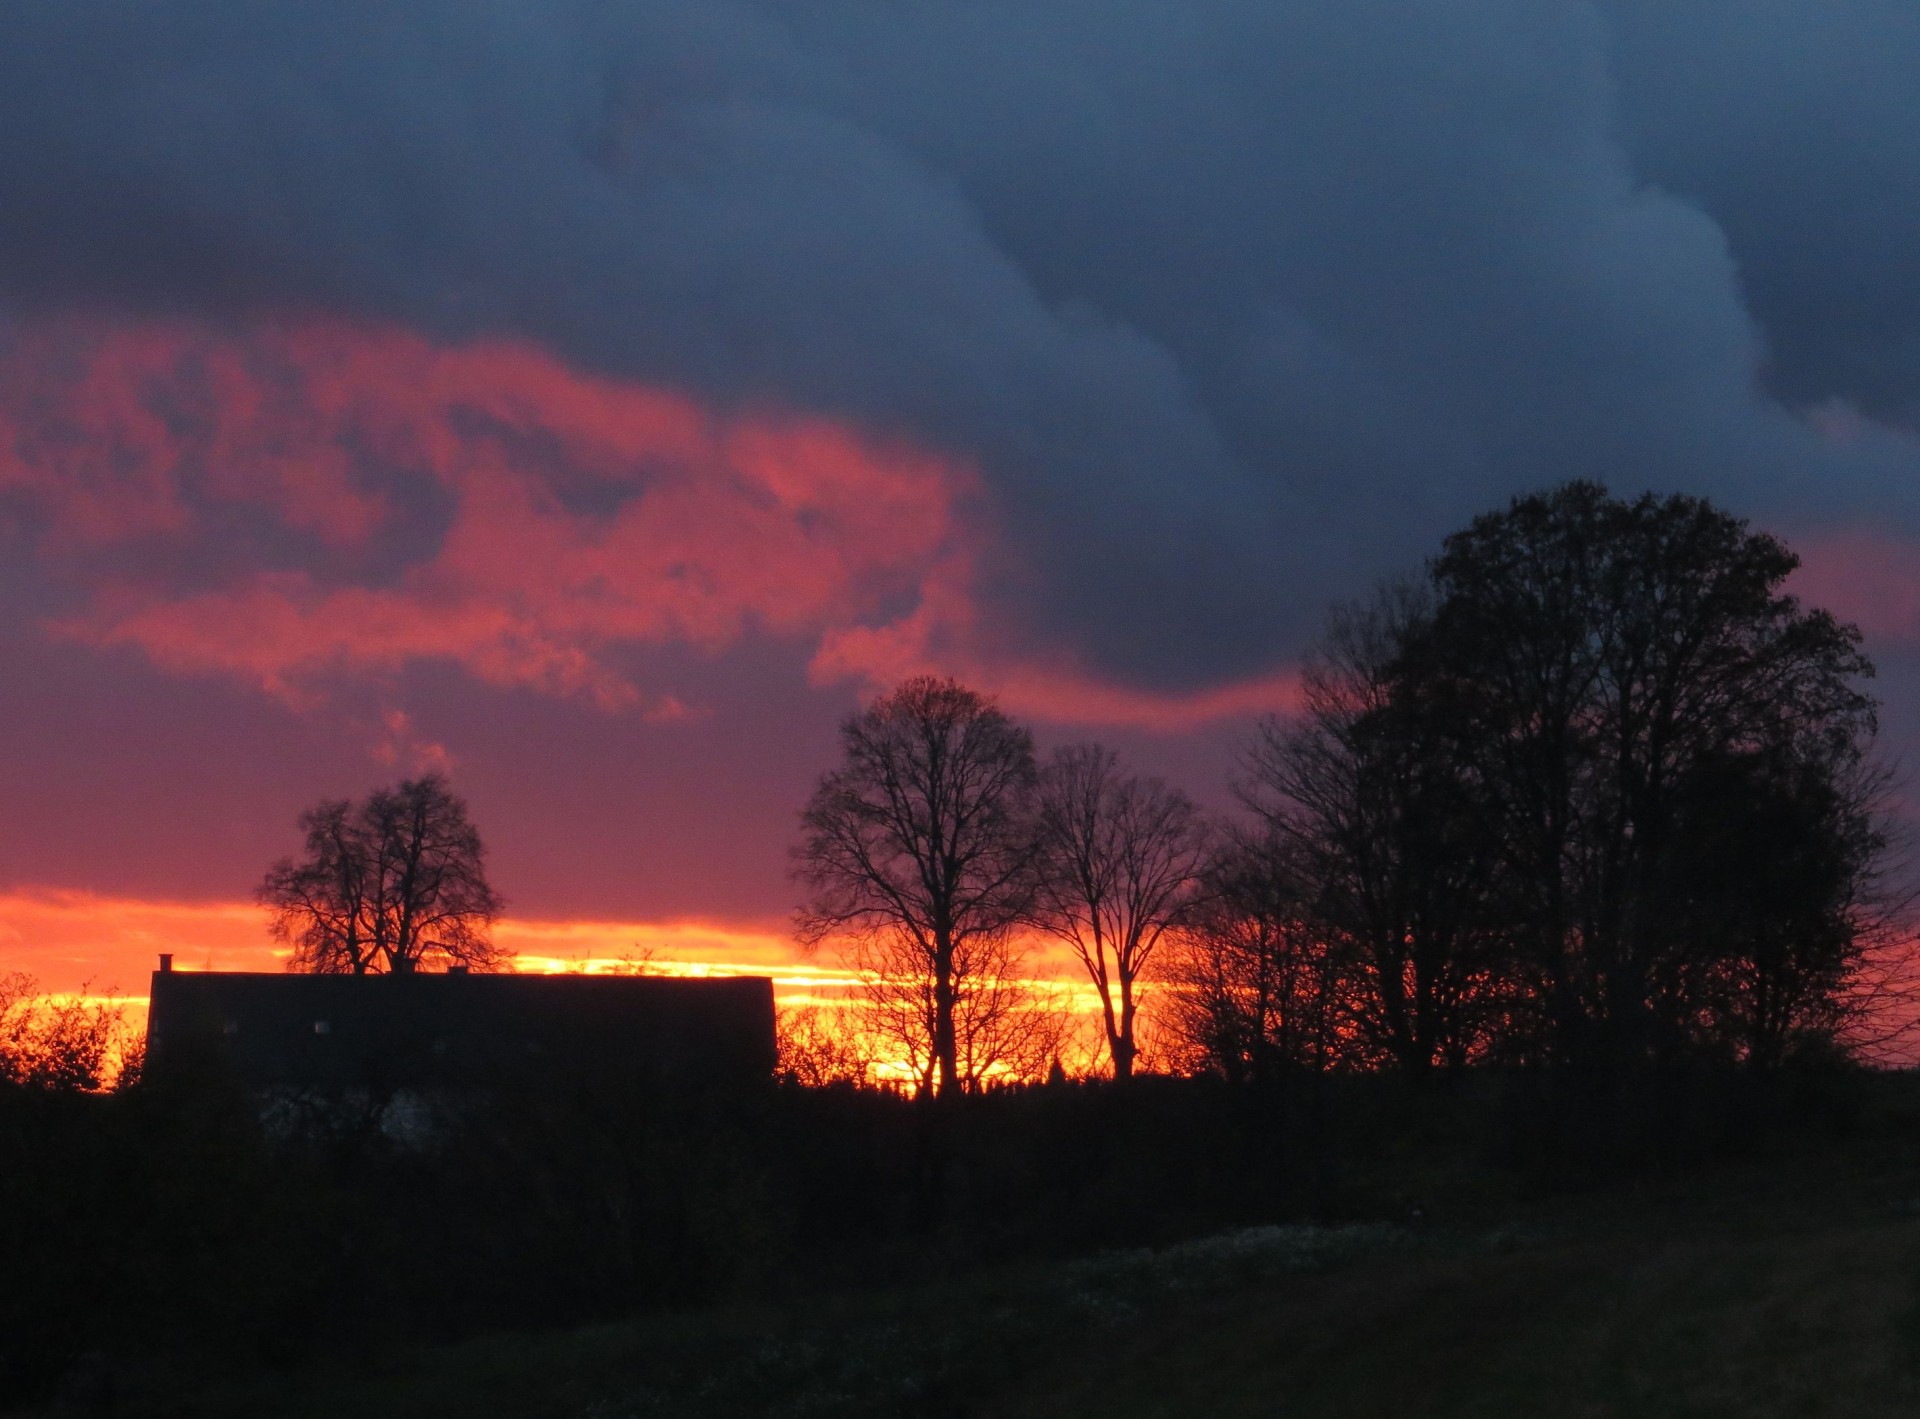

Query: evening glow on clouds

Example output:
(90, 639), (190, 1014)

(9, 2), (1920, 1028)
(0, 318), (1301, 729)
(0, 318), (1913, 1006)
(0, 317), (1301, 1007)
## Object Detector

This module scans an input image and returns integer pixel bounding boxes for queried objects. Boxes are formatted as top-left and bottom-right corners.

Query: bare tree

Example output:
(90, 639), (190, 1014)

(850, 928), (1074, 1094)
(774, 1003), (876, 1088)
(1028, 744), (1207, 1080)
(793, 676), (1038, 1098)
(260, 774), (507, 974)
(1162, 837), (1350, 1083)
(1244, 585), (1508, 1076)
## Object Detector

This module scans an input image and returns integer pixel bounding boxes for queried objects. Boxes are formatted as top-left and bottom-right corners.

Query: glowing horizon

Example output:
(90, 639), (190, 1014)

(0, 887), (1116, 1067)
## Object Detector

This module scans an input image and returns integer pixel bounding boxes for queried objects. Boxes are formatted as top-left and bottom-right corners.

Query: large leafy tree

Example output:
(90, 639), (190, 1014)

(1247, 483), (1884, 1076)
(1415, 482), (1877, 1070)
(794, 676), (1038, 1098)
(260, 774), (507, 975)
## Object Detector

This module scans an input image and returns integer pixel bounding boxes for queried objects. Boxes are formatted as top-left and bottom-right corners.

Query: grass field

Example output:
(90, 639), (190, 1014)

(40, 1106), (1920, 1419)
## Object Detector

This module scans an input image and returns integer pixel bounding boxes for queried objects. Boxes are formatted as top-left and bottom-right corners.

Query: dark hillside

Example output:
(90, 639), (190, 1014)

(11, 1070), (1920, 1417)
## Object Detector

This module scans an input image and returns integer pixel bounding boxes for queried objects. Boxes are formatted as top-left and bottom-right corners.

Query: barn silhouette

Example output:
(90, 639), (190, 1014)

(145, 955), (777, 1094)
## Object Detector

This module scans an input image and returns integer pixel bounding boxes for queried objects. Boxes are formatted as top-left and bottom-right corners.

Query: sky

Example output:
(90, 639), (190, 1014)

(6, 1), (1920, 1002)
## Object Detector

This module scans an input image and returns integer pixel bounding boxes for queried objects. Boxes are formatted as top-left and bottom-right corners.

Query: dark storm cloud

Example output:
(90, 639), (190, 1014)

(4, 0), (1919, 686)
(1603, 0), (1920, 427)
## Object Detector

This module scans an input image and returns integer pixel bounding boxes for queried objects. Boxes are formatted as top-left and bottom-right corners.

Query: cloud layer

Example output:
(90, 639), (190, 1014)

(5, 1), (1920, 703)
(8, 3), (1920, 927)
(1, 319), (972, 712)
(0, 316), (1307, 726)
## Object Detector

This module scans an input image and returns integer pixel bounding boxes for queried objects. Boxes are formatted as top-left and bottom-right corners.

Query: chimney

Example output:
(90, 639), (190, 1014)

(158, 953), (174, 974)
(448, 965), (469, 976)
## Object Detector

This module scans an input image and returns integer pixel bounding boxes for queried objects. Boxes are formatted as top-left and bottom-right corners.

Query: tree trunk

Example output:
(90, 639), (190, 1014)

(1113, 975), (1137, 1081)
(932, 931), (959, 1097)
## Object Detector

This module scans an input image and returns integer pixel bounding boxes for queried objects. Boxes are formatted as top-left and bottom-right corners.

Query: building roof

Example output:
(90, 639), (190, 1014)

(145, 967), (776, 1092)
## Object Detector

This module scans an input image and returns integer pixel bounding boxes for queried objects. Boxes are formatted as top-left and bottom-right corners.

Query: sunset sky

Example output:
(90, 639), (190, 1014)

(6, 2), (1920, 1005)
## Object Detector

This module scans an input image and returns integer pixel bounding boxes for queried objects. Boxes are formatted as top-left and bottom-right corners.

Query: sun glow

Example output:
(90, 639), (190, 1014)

(0, 888), (1121, 1083)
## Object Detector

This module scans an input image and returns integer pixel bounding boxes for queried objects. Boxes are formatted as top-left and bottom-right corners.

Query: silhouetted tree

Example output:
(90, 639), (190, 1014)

(1251, 484), (1885, 1078)
(1164, 837), (1347, 1083)
(849, 927), (1075, 1094)
(1652, 745), (1889, 1069)
(0, 973), (132, 1092)
(260, 774), (506, 974)
(794, 677), (1038, 1098)
(1243, 587), (1510, 1076)
(1416, 483), (1879, 1073)
(1029, 744), (1207, 1080)
(775, 1003), (875, 1088)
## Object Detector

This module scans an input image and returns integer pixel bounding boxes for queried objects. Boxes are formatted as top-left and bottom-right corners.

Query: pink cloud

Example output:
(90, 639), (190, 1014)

(373, 709), (455, 775)
(4, 317), (968, 709)
(0, 323), (388, 546)
(2, 316), (1296, 731)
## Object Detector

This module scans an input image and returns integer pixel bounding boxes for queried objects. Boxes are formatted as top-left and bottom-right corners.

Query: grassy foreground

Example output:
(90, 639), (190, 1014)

(42, 1115), (1920, 1419)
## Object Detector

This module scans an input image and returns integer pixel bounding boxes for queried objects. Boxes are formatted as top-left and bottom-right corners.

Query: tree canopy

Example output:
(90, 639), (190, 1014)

(259, 774), (507, 975)
(793, 676), (1039, 1097)
(1029, 743), (1207, 1080)
(1231, 482), (1885, 1078)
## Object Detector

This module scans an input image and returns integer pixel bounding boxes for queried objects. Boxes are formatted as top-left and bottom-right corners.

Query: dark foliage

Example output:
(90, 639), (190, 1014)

(260, 774), (506, 975)
(0, 1057), (1869, 1408)
(1221, 483), (1889, 1084)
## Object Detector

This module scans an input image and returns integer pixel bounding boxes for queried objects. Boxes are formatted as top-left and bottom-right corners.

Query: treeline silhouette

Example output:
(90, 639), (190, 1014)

(796, 484), (1901, 1100)
(1176, 483), (1894, 1085)
(0, 483), (1906, 1407)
